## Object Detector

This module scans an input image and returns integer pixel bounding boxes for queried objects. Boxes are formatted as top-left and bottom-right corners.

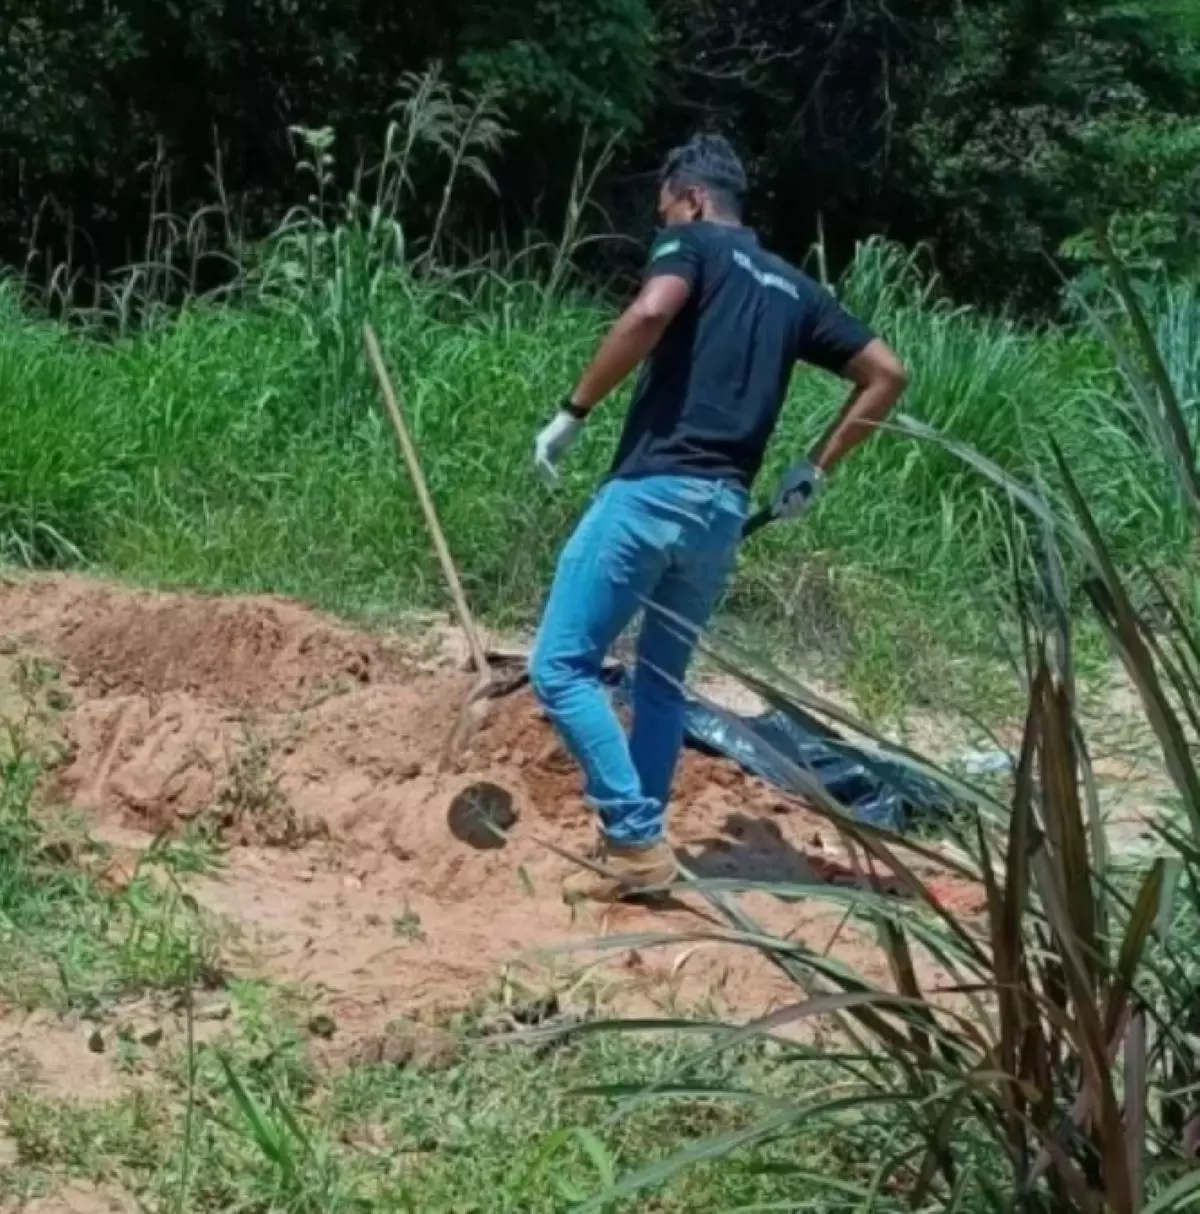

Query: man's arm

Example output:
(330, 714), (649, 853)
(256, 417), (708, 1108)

(532, 266), (693, 484)
(808, 339), (909, 473)
(569, 275), (692, 414)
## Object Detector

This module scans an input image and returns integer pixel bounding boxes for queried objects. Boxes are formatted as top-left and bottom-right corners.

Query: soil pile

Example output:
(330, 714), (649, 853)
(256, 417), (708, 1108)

(0, 575), (977, 1034)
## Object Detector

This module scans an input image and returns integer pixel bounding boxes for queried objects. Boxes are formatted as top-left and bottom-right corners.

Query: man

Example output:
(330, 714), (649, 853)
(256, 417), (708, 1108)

(529, 134), (908, 904)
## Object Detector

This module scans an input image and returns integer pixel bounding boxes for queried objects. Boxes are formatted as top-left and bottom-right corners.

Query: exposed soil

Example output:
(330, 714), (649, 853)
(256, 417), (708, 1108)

(11, 1182), (138, 1214)
(0, 1012), (126, 1103)
(0, 574), (983, 1047)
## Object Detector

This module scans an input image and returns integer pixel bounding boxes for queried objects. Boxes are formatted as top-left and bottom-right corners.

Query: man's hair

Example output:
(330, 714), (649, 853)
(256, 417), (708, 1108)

(660, 134), (748, 218)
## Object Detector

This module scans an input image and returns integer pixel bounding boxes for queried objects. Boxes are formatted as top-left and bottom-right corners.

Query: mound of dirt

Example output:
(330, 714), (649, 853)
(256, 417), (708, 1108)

(1, 574), (978, 1036)
(61, 692), (233, 827)
(1, 576), (413, 708)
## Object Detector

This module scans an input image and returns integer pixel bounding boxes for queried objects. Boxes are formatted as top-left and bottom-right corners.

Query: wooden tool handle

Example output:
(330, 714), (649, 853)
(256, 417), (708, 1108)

(364, 323), (490, 677)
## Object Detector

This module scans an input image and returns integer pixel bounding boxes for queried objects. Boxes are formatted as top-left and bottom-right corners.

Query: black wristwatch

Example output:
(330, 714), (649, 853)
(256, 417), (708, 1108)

(561, 396), (589, 421)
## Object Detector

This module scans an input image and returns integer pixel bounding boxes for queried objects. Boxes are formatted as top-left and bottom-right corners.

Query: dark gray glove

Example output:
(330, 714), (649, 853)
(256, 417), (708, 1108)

(773, 460), (826, 520)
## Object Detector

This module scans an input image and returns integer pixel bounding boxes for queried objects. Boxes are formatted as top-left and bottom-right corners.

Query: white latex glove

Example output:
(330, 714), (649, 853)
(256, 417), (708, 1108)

(534, 411), (583, 484)
(773, 460), (827, 520)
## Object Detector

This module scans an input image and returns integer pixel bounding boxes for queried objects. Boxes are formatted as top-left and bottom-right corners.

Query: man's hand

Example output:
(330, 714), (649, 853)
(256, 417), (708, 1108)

(534, 411), (584, 484)
(773, 460), (826, 520)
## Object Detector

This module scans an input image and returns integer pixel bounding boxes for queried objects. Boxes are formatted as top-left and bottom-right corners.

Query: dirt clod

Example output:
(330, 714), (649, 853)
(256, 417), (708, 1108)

(343, 1026), (460, 1072)
(308, 1013), (338, 1040)
(193, 998), (233, 1023)
(97, 849), (140, 893)
(118, 1020), (164, 1049)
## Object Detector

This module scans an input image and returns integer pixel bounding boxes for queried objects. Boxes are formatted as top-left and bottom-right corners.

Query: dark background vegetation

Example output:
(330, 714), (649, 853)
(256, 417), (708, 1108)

(4, 0), (1200, 311)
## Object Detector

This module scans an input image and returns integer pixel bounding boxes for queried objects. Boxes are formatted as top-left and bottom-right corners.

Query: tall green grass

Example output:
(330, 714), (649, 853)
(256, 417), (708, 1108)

(3, 79), (1196, 701)
(3, 257), (1188, 628)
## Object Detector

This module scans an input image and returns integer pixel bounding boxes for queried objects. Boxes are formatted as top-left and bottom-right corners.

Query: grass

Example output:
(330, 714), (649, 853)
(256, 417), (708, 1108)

(1, 1004), (900, 1213)
(2, 239), (1196, 714)
(3, 81), (1196, 715)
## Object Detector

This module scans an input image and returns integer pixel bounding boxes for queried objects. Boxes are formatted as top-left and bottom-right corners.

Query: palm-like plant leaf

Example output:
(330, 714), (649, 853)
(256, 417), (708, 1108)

(562, 240), (1200, 1213)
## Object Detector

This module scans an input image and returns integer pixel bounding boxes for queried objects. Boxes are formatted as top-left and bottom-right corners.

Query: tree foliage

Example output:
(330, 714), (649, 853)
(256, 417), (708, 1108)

(902, 0), (1200, 303)
(1, 0), (1197, 310)
(459, 0), (655, 134)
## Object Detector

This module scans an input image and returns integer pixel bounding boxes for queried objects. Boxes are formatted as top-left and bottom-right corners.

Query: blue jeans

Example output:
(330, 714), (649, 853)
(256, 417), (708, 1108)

(530, 475), (748, 848)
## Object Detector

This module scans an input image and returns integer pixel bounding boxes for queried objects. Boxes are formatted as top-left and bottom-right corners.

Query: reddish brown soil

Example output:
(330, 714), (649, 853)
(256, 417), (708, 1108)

(0, 574), (981, 1041)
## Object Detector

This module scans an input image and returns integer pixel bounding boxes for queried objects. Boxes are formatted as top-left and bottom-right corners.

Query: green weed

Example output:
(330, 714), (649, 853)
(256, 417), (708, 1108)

(392, 904), (426, 943)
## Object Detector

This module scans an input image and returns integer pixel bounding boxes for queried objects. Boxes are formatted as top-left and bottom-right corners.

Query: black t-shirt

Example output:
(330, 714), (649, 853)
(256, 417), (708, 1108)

(608, 222), (875, 487)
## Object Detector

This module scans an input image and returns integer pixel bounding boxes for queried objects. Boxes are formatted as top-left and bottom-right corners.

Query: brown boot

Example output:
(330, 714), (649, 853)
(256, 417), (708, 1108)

(563, 839), (677, 905)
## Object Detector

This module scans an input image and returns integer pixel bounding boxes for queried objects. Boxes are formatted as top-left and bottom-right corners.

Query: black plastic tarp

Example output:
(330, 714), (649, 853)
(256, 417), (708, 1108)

(606, 667), (952, 833)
